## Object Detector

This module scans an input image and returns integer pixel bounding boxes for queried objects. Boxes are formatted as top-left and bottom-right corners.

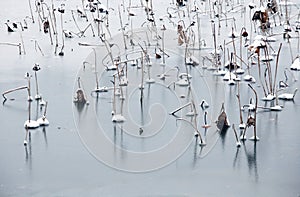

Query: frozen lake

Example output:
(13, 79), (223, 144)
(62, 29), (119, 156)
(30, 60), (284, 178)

(0, 0), (300, 196)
